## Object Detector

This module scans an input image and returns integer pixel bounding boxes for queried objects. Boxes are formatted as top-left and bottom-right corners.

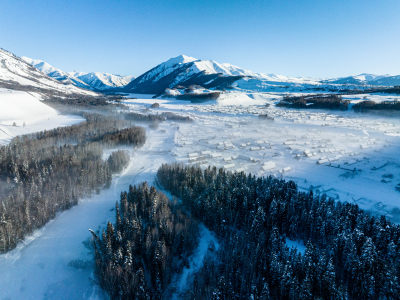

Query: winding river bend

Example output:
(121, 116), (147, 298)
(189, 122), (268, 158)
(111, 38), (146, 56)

(0, 122), (176, 299)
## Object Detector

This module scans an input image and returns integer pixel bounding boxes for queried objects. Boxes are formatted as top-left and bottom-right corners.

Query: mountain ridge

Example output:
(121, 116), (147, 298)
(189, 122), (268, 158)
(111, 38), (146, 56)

(16, 51), (400, 95)
(123, 55), (400, 94)
(0, 48), (97, 96)
(22, 57), (134, 91)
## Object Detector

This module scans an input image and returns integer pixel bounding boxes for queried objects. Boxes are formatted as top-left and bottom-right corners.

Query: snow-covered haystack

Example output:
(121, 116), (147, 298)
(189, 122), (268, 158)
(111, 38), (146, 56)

(216, 92), (264, 106)
(262, 161), (276, 171)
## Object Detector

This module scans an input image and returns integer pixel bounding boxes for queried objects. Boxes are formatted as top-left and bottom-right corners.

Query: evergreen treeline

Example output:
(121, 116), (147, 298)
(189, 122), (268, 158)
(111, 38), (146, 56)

(157, 164), (400, 299)
(353, 100), (400, 111)
(107, 150), (130, 173)
(92, 183), (198, 299)
(21, 113), (144, 145)
(277, 94), (349, 110)
(175, 91), (220, 102)
(125, 112), (192, 123)
(0, 114), (145, 253)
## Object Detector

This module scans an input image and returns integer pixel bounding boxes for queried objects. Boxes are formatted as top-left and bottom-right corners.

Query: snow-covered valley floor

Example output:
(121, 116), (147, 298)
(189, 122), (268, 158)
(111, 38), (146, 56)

(2, 91), (400, 299)
(0, 123), (176, 299)
(126, 94), (400, 221)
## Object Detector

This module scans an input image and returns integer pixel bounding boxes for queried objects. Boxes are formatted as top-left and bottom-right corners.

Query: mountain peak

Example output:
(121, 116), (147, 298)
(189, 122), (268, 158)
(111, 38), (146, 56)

(165, 54), (197, 65)
(22, 57), (62, 75)
(22, 57), (133, 90)
(0, 50), (97, 96)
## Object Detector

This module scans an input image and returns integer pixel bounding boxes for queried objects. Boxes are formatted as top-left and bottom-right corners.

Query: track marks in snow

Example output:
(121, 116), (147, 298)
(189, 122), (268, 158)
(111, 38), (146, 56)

(171, 224), (219, 299)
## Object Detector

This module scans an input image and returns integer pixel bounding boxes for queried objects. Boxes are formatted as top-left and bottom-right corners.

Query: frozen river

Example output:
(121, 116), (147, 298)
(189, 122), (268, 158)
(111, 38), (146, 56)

(0, 122), (176, 299)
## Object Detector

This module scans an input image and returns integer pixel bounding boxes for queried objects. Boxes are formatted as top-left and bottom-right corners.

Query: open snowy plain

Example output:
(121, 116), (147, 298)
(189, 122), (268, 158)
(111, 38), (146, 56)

(1, 90), (400, 298)
(127, 92), (400, 221)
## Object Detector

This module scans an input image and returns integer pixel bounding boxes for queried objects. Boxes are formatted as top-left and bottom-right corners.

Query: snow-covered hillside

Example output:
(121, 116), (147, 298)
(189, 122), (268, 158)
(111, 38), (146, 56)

(21, 57), (90, 88)
(0, 89), (56, 125)
(368, 75), (400, 86)
(0, 49), (96, 96)
(23, 56), (134, 91)
(324, 73), (400, 87)
(72, 71), (134, 90)
(0, 88), (83, 144)
(325, 73), (384, 85)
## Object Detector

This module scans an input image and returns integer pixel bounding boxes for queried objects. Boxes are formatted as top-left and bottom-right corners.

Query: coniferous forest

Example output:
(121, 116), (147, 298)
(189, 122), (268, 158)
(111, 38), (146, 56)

(0, 114), (145, 253)
(93, 164), (400, 299)
(92, 183), (198, 299)
(154, 164), (400, 299)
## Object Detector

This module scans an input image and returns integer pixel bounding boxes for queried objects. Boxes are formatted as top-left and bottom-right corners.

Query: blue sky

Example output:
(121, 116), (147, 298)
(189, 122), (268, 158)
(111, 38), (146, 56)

(1, 0), (399, 78)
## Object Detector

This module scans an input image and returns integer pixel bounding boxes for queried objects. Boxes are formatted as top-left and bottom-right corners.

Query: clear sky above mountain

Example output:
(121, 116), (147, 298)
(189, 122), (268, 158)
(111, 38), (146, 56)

(1, 0), (399, 78)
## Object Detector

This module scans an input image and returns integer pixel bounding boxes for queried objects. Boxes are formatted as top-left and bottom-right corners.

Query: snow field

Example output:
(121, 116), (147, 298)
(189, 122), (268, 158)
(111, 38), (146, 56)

(0, 89), (84, 144)
(123, 94), (400, 222)
(0, 89), (57, 126)
(2, 89), (400, 299)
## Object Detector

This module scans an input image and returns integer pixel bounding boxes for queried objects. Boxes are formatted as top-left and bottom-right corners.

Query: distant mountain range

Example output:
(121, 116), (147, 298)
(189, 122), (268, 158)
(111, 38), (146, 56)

(22, 57), (134, 91)
(0, 48), (97, 97)
(120, 55), (400, 94)
(121, 55), (400, 94)
(6, 48), (400, 97)
(323, 73), (400, 86)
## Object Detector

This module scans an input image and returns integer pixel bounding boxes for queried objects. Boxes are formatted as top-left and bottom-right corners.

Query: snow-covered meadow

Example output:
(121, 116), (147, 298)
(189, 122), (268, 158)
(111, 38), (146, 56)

(125, 92), (400, 221)
(0, 89), (84, 144)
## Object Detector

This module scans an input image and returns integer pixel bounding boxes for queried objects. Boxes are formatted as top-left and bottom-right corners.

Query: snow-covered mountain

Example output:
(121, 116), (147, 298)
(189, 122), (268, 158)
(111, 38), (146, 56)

(123, 55), (328, 94)
(123, 55), (400, 95)
(22, 57), (134, 91)
(325, 73), (384, 85)
(0, 48), (97, 96)
(72, 72), (134, 90)
(0, 48), (101, 138)
(367, 75), (400, 87)
(15, 52), (400, 96)
(323, 73), (400, 87)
